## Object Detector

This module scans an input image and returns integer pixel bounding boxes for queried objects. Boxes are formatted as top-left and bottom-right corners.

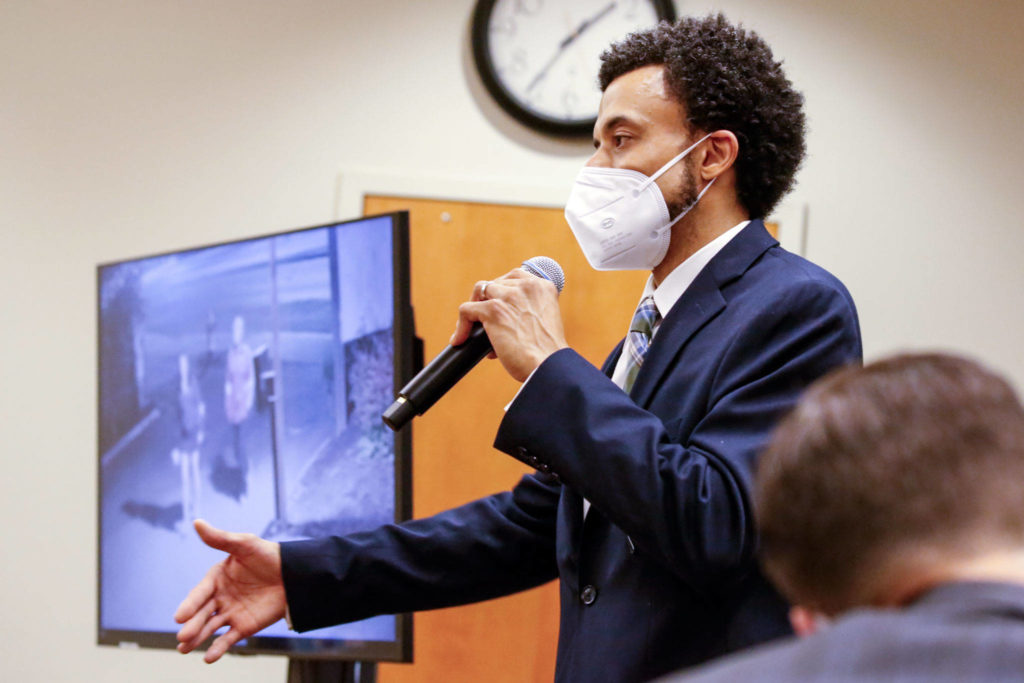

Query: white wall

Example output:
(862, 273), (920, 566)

(2, 1), (1022, 680)
(700, 0), (1024, 376)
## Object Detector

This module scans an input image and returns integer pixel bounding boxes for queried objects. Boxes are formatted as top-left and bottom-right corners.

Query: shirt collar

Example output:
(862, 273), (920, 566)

(642, 220), (749, 319)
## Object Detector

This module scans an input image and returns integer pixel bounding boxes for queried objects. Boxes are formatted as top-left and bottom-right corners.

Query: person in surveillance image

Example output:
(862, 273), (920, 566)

(172, 353), (205, 530)
(174, 15), (861, 681)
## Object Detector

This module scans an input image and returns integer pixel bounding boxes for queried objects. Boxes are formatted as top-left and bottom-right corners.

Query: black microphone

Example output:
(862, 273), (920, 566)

(382, 256), (565, 431)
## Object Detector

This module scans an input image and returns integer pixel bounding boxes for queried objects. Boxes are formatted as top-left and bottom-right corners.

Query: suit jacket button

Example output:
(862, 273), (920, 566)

(580, 585), (597, 605)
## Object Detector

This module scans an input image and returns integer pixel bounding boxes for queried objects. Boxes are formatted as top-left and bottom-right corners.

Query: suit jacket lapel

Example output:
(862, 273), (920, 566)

(629, 220), (779, 408)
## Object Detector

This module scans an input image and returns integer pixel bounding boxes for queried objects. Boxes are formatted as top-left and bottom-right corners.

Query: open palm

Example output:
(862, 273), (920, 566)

(174, 519), (287, 663)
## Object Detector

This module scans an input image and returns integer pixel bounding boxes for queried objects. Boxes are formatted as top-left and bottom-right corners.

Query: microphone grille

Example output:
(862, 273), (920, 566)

(521, 256), (565, 293)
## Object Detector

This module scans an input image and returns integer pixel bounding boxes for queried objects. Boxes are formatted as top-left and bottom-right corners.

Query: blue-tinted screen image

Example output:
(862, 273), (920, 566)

(97, 214), (407, 657)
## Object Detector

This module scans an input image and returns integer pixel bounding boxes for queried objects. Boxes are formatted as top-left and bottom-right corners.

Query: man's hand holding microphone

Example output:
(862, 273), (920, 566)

(452, 264), (568, 382)
(382, 256), (567, 430)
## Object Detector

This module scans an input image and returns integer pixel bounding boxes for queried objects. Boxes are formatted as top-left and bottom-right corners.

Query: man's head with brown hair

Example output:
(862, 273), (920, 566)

(756, 353), (1024, 618)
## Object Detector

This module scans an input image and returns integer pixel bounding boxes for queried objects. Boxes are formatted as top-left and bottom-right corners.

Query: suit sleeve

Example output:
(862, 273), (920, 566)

(494, 278), (861, 594)
(280, 471), (560, 632)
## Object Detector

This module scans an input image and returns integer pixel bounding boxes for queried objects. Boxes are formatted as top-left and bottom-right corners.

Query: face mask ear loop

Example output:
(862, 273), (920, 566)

(635, 133), (713, 195)
(663, 176), (717, 230)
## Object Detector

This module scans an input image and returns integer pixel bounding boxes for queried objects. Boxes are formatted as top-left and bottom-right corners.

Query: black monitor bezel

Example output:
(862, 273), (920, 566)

(96, 211), (413, 662)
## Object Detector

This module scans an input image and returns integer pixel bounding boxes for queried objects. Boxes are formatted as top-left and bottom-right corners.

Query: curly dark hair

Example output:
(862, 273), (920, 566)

(599, 14), (806, 219)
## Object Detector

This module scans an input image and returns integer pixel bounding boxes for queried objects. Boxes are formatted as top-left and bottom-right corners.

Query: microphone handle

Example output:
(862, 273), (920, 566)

(382, 323), (492, 430)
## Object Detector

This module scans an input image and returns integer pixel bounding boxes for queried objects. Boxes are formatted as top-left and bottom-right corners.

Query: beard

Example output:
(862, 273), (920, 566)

(666, 159), (700, 221)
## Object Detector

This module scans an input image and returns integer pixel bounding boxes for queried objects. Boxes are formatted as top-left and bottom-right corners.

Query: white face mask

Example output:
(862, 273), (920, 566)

(565, 134), (715, 271)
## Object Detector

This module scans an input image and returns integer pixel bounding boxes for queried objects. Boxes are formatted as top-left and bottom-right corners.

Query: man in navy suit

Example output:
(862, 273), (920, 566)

(175, 15), (861, 681)
(666, 353), (1024, 682)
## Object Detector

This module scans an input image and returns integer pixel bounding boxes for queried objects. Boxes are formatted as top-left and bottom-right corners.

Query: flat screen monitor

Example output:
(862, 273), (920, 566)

(97, 212), (413, 661)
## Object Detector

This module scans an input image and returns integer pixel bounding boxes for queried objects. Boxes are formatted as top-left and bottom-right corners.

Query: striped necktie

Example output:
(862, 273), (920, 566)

(622, 295), (660, 394)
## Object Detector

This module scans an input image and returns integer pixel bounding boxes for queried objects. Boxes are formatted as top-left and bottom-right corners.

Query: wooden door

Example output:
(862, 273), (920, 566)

(364, 195), (647, 682)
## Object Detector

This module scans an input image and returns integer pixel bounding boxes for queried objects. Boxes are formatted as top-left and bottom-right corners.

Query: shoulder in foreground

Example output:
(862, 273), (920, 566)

(658, 596), (1024, 682)
(656, 615), (872, 682)
(657, 633), (804, 683)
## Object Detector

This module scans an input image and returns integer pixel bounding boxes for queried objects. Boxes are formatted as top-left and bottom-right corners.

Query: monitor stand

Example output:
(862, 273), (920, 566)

(287, 659), (376, 683)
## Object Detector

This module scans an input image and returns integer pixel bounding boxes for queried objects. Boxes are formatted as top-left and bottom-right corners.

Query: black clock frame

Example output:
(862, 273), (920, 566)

(470, 0), (677, 138)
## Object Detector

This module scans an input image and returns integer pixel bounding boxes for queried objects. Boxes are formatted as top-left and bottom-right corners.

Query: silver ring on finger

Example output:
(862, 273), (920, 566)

(481, 281), (490, 299)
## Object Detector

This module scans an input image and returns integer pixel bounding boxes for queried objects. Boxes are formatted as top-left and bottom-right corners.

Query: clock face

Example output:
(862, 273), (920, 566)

(472, 0), (676, 137)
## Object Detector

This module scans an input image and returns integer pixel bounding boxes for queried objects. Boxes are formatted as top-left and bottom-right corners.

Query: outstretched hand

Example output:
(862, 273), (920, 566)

(450, 268), (568, 382)
(174, 519), (287, 663)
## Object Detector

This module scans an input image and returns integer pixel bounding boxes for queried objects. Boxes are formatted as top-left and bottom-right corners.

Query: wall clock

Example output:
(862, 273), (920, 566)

(471, 0), (677, 138)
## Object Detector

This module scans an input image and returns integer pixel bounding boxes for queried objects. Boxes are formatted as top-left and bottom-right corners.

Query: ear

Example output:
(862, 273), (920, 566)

(698, 129), (739, 181)
(788, 605), (828, 638)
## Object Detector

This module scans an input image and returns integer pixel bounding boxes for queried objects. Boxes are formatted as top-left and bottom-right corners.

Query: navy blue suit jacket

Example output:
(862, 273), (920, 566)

(280, 221), (862, 681)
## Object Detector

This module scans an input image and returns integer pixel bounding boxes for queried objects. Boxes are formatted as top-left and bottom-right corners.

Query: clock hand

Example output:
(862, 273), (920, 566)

(569, 1), (619, 44)
(525, 1), (618, 95)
